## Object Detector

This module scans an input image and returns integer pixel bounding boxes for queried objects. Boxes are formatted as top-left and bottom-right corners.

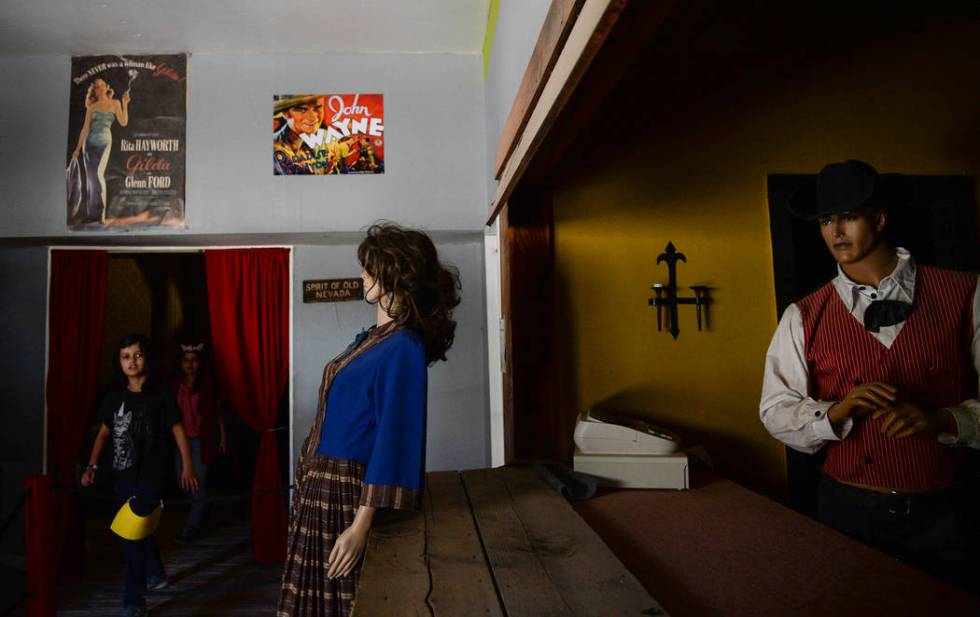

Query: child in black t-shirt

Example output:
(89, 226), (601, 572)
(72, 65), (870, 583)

(81, 334), (198, 617)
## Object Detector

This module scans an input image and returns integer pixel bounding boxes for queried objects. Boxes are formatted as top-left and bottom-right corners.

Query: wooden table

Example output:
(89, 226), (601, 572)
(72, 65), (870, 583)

(354, 466), (665, 616)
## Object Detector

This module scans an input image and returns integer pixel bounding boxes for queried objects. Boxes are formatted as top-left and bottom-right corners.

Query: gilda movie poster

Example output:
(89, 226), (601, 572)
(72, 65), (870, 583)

(66, 54), (186, 230)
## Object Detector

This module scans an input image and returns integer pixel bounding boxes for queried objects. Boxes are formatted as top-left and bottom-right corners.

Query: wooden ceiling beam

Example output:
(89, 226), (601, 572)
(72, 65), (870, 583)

(487, 0), (628, 225)
(493, 0), (585, 180)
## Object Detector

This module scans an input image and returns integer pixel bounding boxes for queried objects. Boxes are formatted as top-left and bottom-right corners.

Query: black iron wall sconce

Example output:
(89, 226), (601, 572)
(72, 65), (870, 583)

(648, 242), (712, 339)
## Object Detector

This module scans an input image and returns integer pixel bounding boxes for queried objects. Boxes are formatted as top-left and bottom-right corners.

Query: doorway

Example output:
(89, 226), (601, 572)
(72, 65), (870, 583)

(41, 244), (294, 600)
(94, 251), (273, 496)
(45, 245), (294, 480)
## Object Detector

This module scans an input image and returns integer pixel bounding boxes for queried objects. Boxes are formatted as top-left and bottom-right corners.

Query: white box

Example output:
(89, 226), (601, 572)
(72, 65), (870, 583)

(573, 448), (689, 490)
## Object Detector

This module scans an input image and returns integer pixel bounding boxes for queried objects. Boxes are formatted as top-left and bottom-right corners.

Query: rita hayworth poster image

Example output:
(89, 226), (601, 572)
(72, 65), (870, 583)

(273, 93), (385, 175)
(67, 54), (187, 230)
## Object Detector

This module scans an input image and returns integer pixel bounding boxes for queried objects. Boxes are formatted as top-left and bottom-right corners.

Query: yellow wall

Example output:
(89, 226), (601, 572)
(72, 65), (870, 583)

(553, 16), (979, 494)
(101, 257), (153, 384)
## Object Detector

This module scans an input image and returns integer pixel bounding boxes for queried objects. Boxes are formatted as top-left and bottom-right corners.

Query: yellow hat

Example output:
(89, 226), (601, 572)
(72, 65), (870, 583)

(110, 498), (163, 541)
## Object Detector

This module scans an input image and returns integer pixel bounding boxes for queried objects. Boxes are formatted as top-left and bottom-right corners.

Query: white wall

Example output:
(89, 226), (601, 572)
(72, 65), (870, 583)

(0, 52), (488, 237)
(293, 238), (489, 472)
(0, 247), (48, 559)
(0, 248), (48, 469)
(0, 47), (496, 534)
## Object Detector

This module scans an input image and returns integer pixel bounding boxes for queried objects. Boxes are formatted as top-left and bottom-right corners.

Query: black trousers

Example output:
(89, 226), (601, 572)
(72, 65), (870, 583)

(818, 474), (976, 592)
(114, 483), (166, 608)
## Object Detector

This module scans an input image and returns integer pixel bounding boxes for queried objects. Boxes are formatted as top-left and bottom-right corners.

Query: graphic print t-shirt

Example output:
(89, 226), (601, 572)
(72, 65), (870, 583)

(98, 387), (181, 488)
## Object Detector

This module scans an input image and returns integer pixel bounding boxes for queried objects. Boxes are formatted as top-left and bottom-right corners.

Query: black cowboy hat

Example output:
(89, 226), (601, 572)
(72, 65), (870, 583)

(788, 159), (897, 220)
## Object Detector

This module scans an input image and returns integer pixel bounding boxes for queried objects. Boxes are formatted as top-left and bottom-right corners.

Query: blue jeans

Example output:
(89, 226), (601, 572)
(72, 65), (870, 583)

(113, 483), (165, 608)
(176, 437), (208, 528)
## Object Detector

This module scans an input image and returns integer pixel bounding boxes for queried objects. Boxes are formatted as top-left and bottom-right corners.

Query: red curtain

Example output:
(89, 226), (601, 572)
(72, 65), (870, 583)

(205, 248), (289, 563)
(24, 475), (55, 617)
(44, 250), (108, 586)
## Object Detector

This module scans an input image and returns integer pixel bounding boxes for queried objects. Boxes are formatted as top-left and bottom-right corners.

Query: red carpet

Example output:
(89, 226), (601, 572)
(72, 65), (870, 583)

(573, 474), (980, 617)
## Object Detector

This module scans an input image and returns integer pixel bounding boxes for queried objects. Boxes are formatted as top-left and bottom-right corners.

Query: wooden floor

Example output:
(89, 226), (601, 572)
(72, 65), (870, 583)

(55, 499), (281, 616)
(23, 467), (660, 616)
(355, 466), (665, 617)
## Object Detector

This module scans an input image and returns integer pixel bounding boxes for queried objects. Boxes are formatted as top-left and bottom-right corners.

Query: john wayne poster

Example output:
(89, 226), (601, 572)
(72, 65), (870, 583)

(67, 54), (187, 230)
(273, 93), (385, 175)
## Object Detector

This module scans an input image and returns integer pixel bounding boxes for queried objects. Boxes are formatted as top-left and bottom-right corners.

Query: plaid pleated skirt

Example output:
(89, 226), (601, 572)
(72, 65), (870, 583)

(277, 456), (366, 617)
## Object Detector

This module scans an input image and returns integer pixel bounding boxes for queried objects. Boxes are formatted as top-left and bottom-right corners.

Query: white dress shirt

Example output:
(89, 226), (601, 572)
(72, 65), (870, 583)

(760, 247), (980, 454)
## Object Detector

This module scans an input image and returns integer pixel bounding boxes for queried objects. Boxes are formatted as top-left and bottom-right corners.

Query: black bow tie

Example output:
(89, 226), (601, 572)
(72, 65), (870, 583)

(863, 300), (913, 332)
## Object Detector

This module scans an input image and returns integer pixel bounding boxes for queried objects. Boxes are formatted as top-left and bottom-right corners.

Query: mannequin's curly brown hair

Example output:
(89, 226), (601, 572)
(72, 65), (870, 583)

(357, 223), (461, 364)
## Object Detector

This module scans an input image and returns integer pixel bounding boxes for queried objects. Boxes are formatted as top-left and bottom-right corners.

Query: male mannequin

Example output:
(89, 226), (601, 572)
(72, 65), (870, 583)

(760, 160), (980, 585)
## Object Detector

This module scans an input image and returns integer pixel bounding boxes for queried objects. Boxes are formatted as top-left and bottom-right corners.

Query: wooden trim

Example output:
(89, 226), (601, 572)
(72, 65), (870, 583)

(488, 0), (628, 224)
(497, 203), (515, 464)
(500, 189), (559, 463)
(483, 232), (506, 467)
(494, 0), (585, 179)
(520, 0), (677, 185)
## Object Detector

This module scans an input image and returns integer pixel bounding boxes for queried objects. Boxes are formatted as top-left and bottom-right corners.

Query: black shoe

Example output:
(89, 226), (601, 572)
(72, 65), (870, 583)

(175, 526), (199, 544)
(147, 574), (169, 591)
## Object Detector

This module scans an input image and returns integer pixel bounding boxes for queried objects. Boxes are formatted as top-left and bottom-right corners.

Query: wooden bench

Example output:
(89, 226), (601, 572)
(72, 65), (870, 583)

(354, 466), (665, 616)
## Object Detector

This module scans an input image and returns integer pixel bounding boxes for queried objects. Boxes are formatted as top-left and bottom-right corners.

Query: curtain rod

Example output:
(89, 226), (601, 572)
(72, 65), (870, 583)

(47, 245), (294, 254)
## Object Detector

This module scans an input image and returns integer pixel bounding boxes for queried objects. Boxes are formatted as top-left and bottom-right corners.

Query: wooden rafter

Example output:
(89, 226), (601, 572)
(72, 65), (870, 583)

(488, 0), (629, 225)
(493, 0), (585, 180)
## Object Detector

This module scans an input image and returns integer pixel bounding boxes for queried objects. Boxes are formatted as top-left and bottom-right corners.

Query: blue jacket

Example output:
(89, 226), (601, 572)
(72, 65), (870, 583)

(317, 329), (427, 491)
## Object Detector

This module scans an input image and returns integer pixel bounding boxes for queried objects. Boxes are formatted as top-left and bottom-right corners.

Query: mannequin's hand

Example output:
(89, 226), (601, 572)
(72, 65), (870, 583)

(828, 382), (897, 424)
(874, 403), (951, 439)
(327, 522), (369, 579)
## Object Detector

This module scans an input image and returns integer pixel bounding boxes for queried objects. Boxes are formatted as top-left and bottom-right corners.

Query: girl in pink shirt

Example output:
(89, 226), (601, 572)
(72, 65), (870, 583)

(172, 342), (228, 542)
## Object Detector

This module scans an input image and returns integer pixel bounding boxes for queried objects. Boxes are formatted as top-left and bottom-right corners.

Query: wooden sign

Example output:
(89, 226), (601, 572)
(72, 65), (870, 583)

(303, 278), (363, 303)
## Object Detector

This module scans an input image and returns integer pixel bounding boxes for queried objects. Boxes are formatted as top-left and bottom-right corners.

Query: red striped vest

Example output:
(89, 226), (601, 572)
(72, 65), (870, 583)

(798, 265), (977, 490)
